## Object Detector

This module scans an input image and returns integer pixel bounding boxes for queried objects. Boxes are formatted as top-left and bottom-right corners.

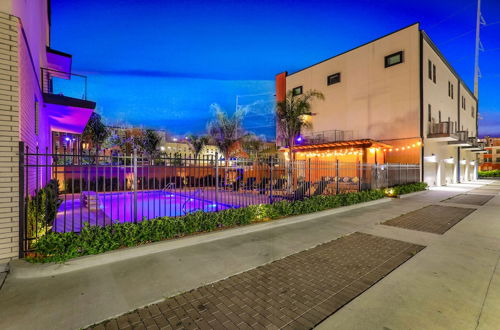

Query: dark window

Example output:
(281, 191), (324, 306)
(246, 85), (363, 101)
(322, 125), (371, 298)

(34, 100), (39, 136)
(451, 84), (454, 99)
(327, 73), (341, 85)
(438, 110), (441, 122)
(432, 64), (436, 83)
(292, 86), (303, 96)
(428, 60), (432, 79)
(385, 51), (404, 68)
(448, 81), (451, 97)
(428, 104), (432, 122)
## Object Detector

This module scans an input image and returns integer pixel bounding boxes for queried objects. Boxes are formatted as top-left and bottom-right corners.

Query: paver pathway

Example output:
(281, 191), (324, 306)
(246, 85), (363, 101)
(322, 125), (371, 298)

(88, 233), (423, 330)
(382, 205), (476, 234)
(442, 193), (494, 206)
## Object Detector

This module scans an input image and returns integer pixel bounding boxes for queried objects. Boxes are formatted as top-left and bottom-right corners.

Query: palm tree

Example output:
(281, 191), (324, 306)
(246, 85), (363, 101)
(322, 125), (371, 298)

(207, 104), (246, 163)
(276, 89), (324, 162)
(186, 134), (210, 160)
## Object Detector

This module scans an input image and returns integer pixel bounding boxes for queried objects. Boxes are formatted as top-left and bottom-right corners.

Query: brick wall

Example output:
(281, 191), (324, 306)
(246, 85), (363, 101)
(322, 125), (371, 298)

(0, 12), (19, 263)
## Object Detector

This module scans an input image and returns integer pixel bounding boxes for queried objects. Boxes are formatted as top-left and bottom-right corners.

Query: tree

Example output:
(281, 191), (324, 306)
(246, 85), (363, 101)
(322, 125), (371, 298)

(207, 104), (246, 163)
(186, 134), (210, 160)
(241, 134), (265, 160)
(276, 89), (324, 162)
(82, 112), (109, 150)
(139, 129), (162, 159)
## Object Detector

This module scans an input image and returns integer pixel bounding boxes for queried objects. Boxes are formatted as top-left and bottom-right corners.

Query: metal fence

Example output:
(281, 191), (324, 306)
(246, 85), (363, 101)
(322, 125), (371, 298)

(19, 143), (420, 254)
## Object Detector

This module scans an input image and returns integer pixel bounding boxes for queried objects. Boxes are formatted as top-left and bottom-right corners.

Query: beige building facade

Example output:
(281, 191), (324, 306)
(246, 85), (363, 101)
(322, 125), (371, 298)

(276, 23), (481, 187)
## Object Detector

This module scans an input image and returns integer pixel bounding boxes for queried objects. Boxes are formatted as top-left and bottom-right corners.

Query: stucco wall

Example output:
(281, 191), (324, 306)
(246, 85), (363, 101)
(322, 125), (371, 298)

(284, 24), (421, 142)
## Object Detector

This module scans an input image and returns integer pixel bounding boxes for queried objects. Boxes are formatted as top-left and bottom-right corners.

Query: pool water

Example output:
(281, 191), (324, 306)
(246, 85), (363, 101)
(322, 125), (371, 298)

(53, 190), (231, 232)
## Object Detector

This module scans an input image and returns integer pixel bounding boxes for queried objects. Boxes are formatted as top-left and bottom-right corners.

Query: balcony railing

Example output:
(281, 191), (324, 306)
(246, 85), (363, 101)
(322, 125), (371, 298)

(299, 130), (357, 146)
(427, 121), (458, 140)
(41, 67), (88, 100)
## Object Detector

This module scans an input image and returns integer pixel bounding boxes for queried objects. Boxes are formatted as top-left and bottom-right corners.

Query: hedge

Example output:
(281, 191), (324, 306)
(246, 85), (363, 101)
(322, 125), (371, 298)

(30, 183), (427, 263)
(478, 170), (500, 177)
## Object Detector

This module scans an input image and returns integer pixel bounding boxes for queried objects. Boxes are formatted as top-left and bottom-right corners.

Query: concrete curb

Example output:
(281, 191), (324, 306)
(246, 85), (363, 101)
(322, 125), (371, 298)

(397, 189), (429, 199)
(10, 198), (391, 279)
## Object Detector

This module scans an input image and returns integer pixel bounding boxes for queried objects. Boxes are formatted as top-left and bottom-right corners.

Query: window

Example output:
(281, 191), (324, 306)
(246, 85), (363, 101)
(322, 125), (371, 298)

(433, 64), (436, 83)
(428, 60), (436, 83)
(496, 149), (500, 154)
(462, 96), (466, 109)
(34, 100), (39, 136)
(292, 86), (303, 96)
(438, 110), (441, 122)
(428, 60), (432, 79)
(327, 73), (341, 85)
(448, 82), (454, 99)
(428, 104), (432, 122)
(385, 51), (404, 68)
(471, 106), (475, 118)
(496, 158), (500, 163)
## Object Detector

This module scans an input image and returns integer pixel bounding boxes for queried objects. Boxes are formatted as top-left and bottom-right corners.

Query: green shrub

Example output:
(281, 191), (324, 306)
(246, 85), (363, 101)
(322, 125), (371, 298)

(31, 183), (418, 263)
(478, 170), (500, 177)
(390, 182), (428, 196)
(26, 179), (61, 246)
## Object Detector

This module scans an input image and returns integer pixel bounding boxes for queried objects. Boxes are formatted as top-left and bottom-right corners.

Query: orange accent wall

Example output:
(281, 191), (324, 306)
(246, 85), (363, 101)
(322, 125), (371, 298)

(275, 72), (287, 102)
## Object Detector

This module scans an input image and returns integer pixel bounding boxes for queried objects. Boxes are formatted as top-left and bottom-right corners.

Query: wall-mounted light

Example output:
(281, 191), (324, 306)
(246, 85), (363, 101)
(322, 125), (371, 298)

(443, 157), (455, 164)
(424, 154), (437, 163)
(470, 161), (475, 165)
(460, 159), (467, 165)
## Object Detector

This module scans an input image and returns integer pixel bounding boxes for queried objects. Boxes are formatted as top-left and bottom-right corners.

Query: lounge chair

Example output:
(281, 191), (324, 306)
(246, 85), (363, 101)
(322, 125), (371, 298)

(312, 180), (328, 196)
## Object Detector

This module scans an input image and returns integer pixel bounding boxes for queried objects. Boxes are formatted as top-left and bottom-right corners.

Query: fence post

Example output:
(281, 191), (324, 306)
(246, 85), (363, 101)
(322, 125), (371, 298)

(308, 158), (312, 198)
(358, 161), (361, 191)
(133, 148), (138, 223)
(215, 152), (219, 211)
(399, 163), (402, 185)
(336, 159), (339, 194)
(269, 157), (273, 204)
(18, 141), (25, 258)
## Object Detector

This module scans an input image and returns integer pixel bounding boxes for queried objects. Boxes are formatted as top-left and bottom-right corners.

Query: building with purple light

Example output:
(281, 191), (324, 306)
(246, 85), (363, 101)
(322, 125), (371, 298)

(0, 0), (96, 262)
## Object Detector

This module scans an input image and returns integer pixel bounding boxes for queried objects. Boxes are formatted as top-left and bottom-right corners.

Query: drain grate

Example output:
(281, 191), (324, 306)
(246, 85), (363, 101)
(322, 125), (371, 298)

(383, 205), (475, 234)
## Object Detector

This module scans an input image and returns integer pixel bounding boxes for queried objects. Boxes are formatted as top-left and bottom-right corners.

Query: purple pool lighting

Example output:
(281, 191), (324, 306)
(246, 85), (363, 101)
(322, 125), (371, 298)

(53, 190), (232, 233)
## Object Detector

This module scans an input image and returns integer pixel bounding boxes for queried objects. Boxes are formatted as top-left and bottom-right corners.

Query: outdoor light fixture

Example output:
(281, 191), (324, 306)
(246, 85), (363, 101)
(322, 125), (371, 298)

(443, 157), (455, 164)
(160, 146), (165, 151)
(296, 136), (303, 143)
(172, 138), (178, 142)
(424, 154), (437, 163)
(470, 161), (475, 165)
(65, 137), (70, 141)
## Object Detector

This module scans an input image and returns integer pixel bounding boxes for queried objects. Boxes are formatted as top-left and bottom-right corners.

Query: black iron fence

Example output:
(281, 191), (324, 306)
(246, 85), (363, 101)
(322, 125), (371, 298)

(19, 143), (420, 255)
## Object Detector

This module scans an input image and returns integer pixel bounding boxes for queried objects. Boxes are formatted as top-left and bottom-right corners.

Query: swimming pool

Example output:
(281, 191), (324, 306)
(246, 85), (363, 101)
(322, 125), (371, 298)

(53, 190), (231, 232)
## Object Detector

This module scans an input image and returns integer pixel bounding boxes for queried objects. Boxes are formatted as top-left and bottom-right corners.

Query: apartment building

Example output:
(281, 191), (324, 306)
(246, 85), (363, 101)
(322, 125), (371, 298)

(276, 23), (483, 187)
(0, 0), (95, 262)
(479, 136), (500, 171)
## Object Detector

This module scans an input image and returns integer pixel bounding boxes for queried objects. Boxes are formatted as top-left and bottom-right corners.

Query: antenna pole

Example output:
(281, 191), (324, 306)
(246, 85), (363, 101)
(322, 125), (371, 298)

(473, 0), (482, 97)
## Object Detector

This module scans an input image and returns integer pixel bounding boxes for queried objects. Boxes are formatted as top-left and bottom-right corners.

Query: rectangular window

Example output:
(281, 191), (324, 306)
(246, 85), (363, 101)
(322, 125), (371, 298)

(428, 60), (432, 80)
(292, 86), (303, 96)
(432, 64), (436, 83)
(428, 104), (432, 122)
(438, 110), (441, 122)
(496, 149), (500, 154)
(471, 106), (475, 118)
(385, 51), (404, 68)
(327, 73), (341, 85)
(448, 81), (451, 97)
(451, 84), (454, 99)
(34, 100), (39, 136)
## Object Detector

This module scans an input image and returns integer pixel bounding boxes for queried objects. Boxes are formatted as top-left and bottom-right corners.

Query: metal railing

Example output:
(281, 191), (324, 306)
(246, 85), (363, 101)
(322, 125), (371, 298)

(41, 67), (88, 100)
(300, 129), (356, 145)
(19, 142), (420, 255)
(428, 121), (456, 136)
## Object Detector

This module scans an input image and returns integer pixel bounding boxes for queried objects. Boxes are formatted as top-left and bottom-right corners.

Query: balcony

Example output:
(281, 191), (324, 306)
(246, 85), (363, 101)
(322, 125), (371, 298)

(462, 138), (487, 153)
(300, 130), (357, 146)
(448, 130), (471, 147)
(427, 121), (458, 141)
(41, 67), (95, 134)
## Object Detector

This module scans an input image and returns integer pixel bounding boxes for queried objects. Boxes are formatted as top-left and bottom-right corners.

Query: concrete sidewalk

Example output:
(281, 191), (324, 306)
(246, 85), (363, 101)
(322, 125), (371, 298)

(317, 181), (500, 330)
(0, 180), (495, 330)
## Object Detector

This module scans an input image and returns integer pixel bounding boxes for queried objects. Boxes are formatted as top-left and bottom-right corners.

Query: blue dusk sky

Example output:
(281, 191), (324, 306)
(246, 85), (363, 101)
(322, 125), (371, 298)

(51, 0), (500, 138)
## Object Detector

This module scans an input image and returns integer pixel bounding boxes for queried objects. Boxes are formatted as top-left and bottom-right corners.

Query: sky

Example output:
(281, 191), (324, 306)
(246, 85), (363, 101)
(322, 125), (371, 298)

(51, 0), (500, 138)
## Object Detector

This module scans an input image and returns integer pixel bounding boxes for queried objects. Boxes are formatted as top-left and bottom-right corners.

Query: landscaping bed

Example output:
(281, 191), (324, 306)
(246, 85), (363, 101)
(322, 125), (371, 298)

(478, 170), (500, 178)
(29, 182), (427, 263)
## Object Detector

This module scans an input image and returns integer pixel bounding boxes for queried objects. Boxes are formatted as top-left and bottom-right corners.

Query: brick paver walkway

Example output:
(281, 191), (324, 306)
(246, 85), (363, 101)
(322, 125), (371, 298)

(89, 233), (423, 330)
(442, 194), (494, 206)
(382, 205), (475, 234)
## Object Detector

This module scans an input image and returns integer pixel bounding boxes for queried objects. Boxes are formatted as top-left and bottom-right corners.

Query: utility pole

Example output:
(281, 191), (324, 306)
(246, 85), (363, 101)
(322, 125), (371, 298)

(473, 0), (485, 98)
